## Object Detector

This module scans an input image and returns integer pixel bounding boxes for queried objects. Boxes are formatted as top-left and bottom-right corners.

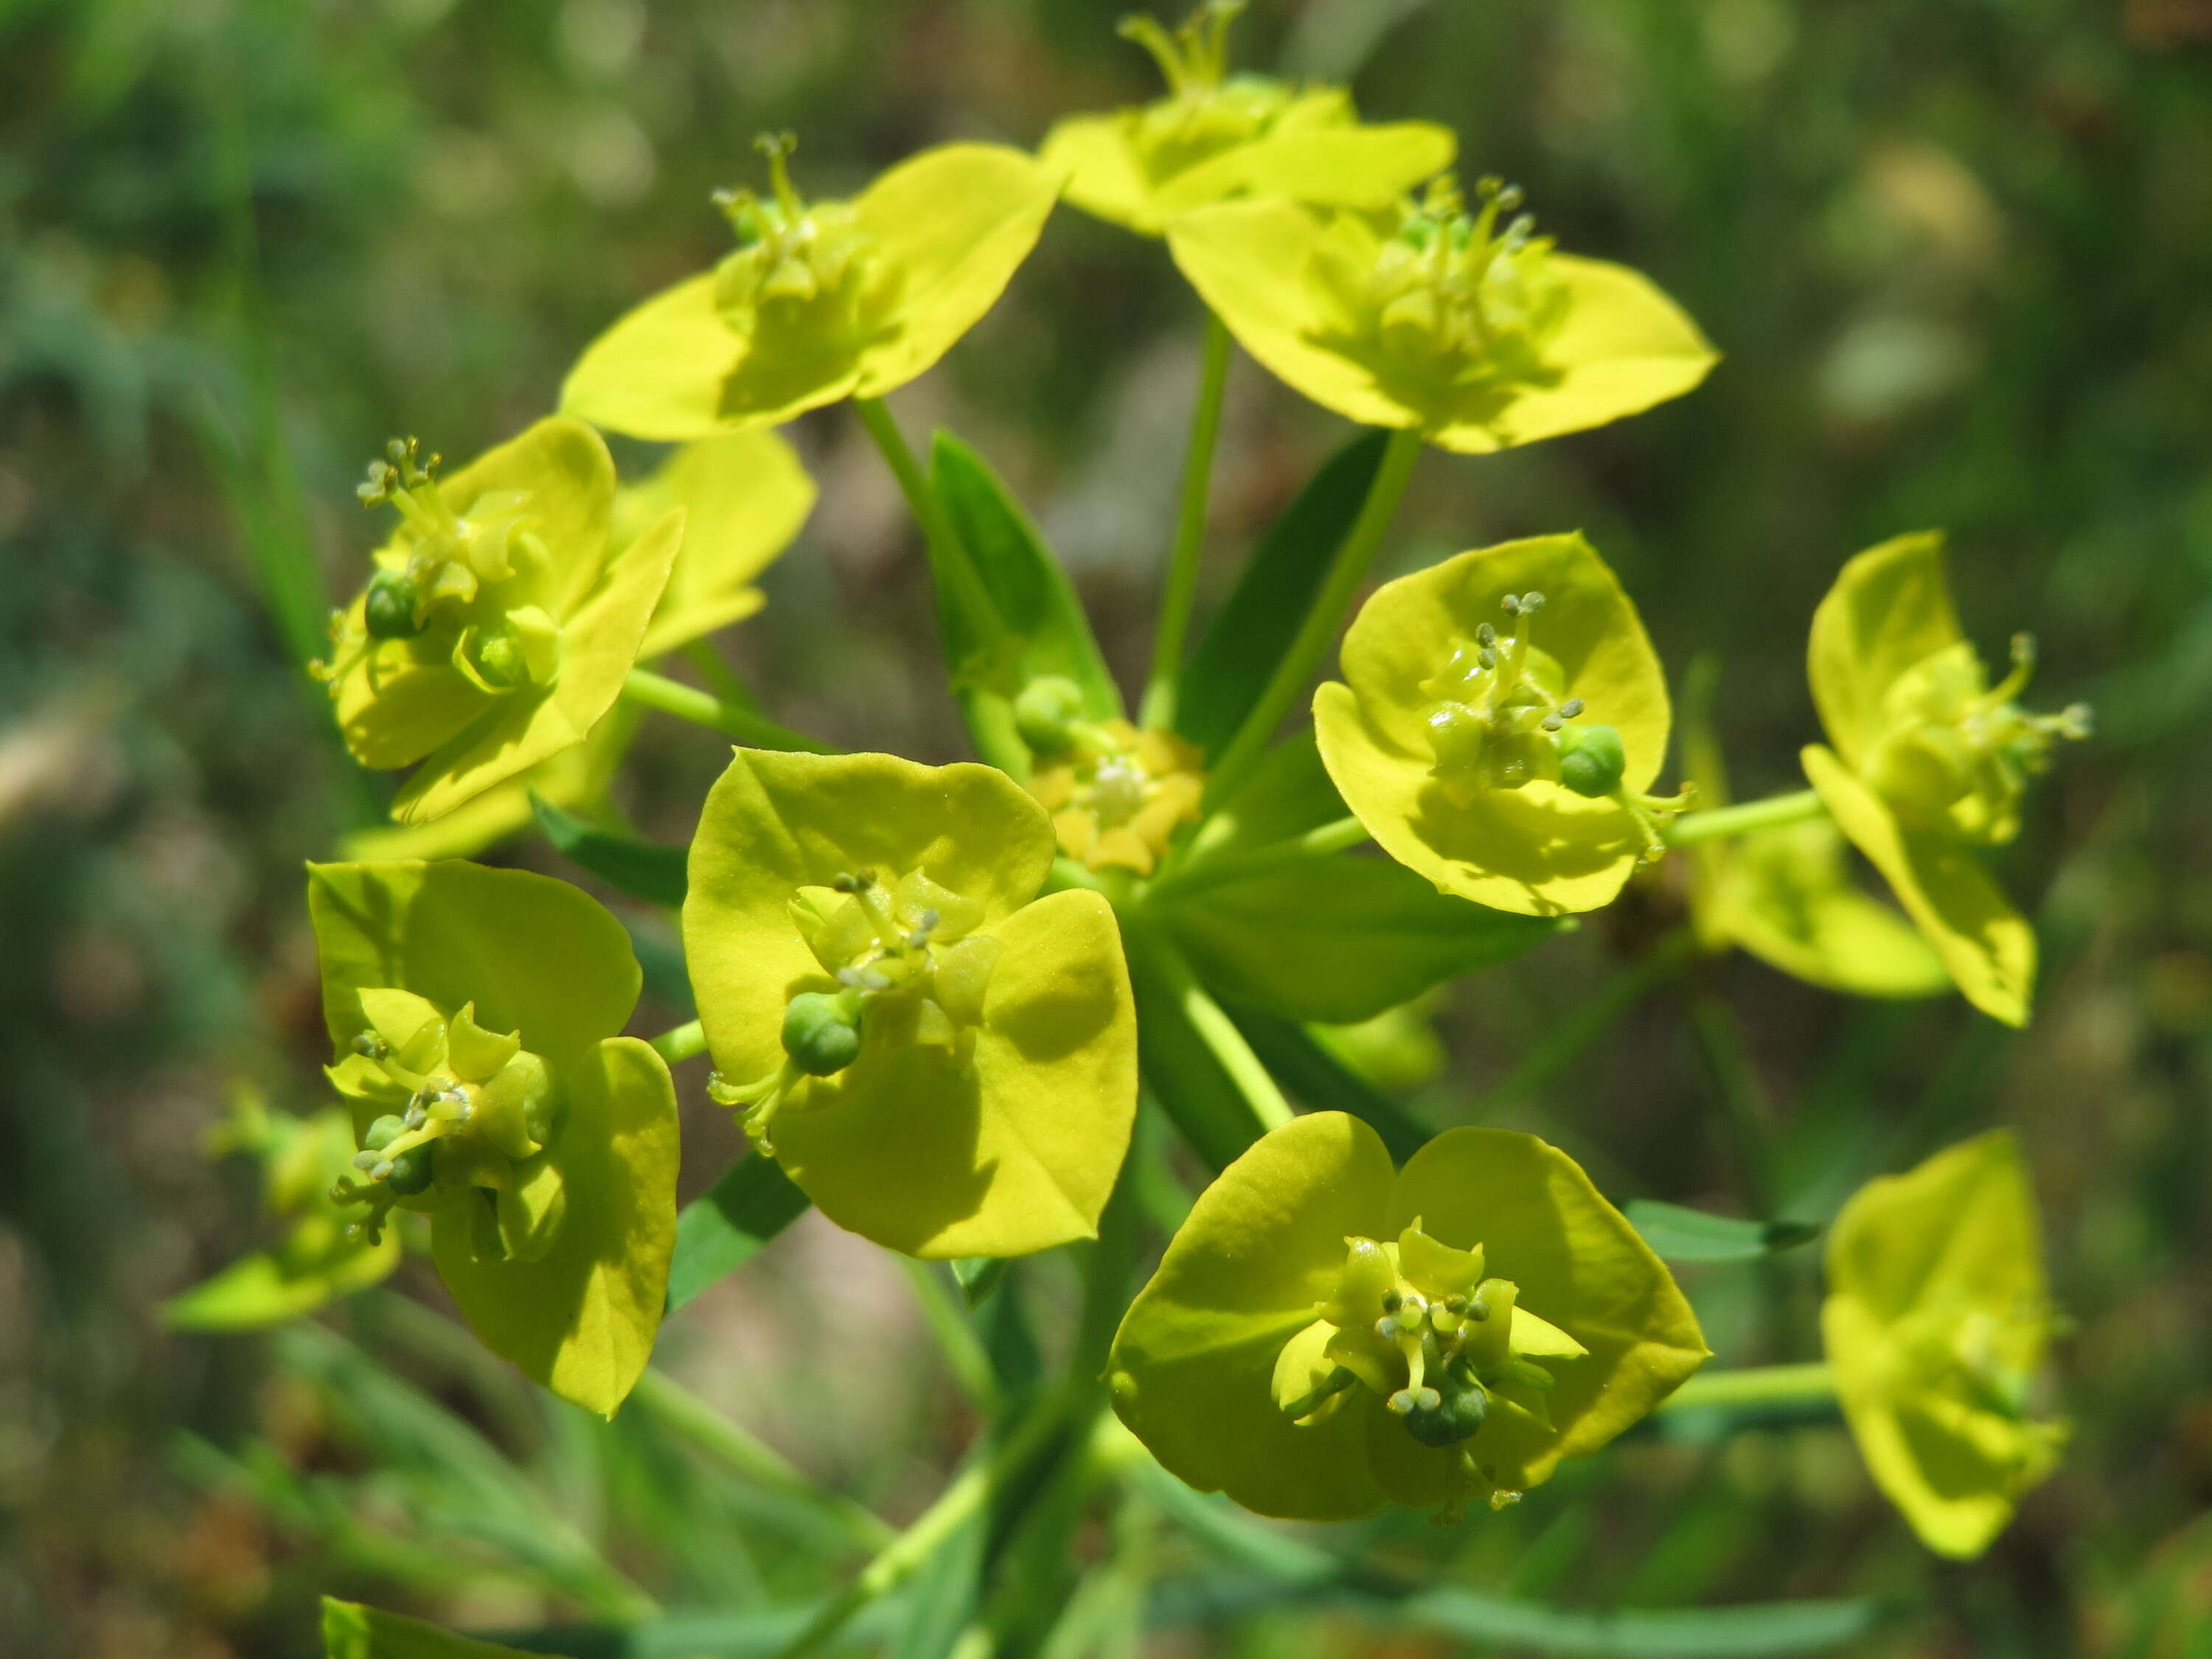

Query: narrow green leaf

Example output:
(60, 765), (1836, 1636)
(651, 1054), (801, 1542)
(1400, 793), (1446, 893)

(323, 1598), (545, 1659)
(1624, 1200), (1820, 1263)
(1124, 927), (1271, 1174)
(953, 1256), (1011, 1308)
(1217, 1003), (1430, 1164)
(928, 431), (1123, 772)
(1397, 1587), (1892, 1657)
(1175, 428), (1388, 759)
(667, 1155), (811, 1311)
(532, 792), (689, 908)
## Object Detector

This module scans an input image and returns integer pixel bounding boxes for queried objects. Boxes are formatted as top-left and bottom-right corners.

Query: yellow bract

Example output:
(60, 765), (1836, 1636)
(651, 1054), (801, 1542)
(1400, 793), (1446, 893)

(560, 144), (1060, 440)
(1315, 533), (1673, 916)
(1823, 1132), (2067, 1558)
(1167, 184), (1716, 451)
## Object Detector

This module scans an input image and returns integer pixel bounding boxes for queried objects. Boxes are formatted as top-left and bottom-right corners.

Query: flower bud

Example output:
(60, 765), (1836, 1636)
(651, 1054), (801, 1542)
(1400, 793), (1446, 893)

(1555, 722), (1627, 799)
(385, 1143), (435, 1196)
(1014, 676), (1088, 754)
(783, 990), (863, 1077)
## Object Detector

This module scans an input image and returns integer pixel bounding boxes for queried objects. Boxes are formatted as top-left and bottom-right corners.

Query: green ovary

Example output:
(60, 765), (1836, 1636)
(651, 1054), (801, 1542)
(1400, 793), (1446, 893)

(327, 992), (568, 1265)
(709, 866), (1006, 1150)
(1274, 1221), (1587, 1503)
(709, 136), (905, 372)
(1318, 175), (1568, 401)
(1861, 636), (2090, 844)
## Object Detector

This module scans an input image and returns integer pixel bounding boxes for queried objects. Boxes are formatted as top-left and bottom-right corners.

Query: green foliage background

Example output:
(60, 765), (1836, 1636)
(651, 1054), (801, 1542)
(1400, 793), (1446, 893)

(3, 0), (2210, 1652)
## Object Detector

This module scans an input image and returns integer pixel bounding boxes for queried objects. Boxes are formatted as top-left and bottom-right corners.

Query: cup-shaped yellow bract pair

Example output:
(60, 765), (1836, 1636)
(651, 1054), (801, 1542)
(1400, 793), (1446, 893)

(162, 1089), (400, 1332)
(561, 141), (1060, 442)
(347, 429), (815, 863)
(1040, 1), (1453, 237)
(1315, 532), (1677, 917)
(308, 860), (678, 1416)
(1169, 174), (1716, 453)
(683, 749), (1138, 1260)
(1824, 1131), (2067, 1559)
(1802, 533), (2090, 1026)
(320, 418), (684, 828)
(1109, 1113), (1707, 1521)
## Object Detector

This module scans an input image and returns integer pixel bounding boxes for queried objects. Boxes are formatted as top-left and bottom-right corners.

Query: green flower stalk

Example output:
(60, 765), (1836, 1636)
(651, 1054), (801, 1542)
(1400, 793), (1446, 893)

(561, 135), (1060, 440)
(316, 418), (684, 827)
(161, 1087), (400, 1331)
(1040, 1), (1454, 237)
(1823, 1131), (2067, 1559)
(1315, 532), (1685, 916)
(684, 749), (1138, 1259)
(310, 860), (679, 1416)
(1110, 1113), (1707, 1520)
(1801, 533), (2090, 1025)
(1167, 174), (1717, 451)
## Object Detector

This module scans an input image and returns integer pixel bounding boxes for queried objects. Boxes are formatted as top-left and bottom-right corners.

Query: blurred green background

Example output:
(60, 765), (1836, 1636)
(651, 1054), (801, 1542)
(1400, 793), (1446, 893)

(5, 0), (2212, 1653)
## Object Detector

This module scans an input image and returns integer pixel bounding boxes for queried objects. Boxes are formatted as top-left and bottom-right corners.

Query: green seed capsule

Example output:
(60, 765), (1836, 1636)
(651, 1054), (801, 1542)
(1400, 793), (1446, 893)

(1555, 722), (1627, 799)
(385, 1143), (434, 1196)
(1399, 1373), (1490, 1447)
(363, 1113), (408, 1152)
(783, 991), (863, 1077)
(363, 569), (423, 639)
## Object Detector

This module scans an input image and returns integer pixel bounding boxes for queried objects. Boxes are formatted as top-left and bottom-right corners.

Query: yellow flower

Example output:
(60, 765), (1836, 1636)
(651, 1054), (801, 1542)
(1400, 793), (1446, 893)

(1026, 714), (1206, 875)
(1040, 1), (1453, 237)
(1824, 1131), (2067, 1558)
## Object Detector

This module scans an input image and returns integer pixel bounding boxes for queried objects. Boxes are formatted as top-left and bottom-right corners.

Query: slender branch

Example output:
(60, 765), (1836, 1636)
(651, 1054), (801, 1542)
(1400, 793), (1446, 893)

(1206, 425), (1424, 804)
(897, 1259), (1001, 1415)
(765, 1397), (1075, 1659)
(1663, 787), (1826, 846)
(629, 1368), (894, 1553)
(852, 396), (1009, 654)
(1131, 921), (1293, 1133)
(682, 637), (759, 714)
(1658, 1362), (1837, 1414)
(1141, 313), (1234, 731)
(1147, 815), (1371, 904)
(1686, 991), (1778, 1217)
(649, 1020), (706, 1064)
(1475, 928), (1697, 1109)
(623, 667), (838, 754)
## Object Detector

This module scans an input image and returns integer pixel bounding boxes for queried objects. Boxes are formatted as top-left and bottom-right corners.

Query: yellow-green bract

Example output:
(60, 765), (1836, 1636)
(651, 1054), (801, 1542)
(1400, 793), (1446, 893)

(1039, 0), (1453, 238)
(347, 429), (816, 863)
(323, 417), (683, 827)
(1314, 533), (1672, 916)
(683, 749), (1138, 1259)
(1680, 691), (1947, 998)
(560, 144), (1060, 440)
(1166, 181), (1716, 452)
(1802, 532), (2088, 1026)
(307, 860), (678, 1416)
(1823, 1131), (2067, 1559)
(1108, 1113), (1707, 1520)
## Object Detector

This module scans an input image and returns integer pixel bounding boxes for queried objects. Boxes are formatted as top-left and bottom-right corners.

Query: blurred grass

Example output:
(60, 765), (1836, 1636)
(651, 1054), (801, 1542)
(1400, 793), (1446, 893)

(2, 0), (2211, 1655)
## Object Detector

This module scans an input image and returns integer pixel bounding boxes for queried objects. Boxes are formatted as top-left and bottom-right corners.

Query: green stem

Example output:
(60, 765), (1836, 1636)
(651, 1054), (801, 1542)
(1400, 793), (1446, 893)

(897, 1259), (1001, 1416)
(649, 1020), (706, 1064)
(1130, 919), (1293, 1133)
(629, 1368), (894, 1553)
(766, 1399), (1072, 1659)
(682, 637), (759, 714)
(852, 396), (1009, 654)
(1475, 928), (1697, 1109)
(1658, 1362), (1837, 1414)
(1147, 814), (1370, 903)
(1686, 990), (1778, 1217)
(1206, 425), (1423, 804)
(1141, 313), (1234, 731)
(623, 668), (838, 754)
(1663, 788), (1826, 846)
